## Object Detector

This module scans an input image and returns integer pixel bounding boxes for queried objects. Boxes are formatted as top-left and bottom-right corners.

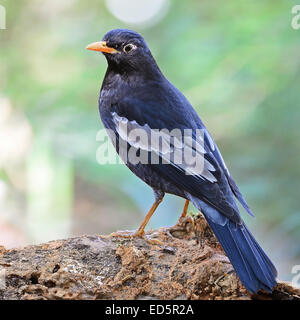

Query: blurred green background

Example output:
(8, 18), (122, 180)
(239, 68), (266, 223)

(0, 0), (299, 283)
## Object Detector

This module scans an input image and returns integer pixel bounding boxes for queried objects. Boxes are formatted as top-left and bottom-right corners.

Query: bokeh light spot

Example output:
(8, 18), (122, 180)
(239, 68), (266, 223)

(105, 0), (170, 26)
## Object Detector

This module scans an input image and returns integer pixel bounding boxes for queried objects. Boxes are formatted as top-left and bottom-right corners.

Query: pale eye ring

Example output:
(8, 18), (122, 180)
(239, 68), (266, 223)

(123, 43), (136, 54)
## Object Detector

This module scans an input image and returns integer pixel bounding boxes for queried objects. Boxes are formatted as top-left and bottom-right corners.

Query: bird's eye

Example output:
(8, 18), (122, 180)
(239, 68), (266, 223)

(123, 44), (136, 54)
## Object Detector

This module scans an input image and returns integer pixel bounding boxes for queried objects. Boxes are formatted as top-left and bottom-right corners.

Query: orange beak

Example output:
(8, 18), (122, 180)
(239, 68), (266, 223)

(86, 41), (119, 54)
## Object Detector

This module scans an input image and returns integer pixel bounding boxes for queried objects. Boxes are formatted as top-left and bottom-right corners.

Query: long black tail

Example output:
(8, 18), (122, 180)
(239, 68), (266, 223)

(206, 217), (277, 293)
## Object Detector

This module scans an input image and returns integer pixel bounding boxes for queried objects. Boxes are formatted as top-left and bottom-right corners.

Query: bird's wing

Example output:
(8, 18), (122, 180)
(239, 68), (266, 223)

(110, 97), (243, 224)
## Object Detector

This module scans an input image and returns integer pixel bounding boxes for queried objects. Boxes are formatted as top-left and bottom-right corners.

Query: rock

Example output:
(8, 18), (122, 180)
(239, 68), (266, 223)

(0, 215), (299, 300)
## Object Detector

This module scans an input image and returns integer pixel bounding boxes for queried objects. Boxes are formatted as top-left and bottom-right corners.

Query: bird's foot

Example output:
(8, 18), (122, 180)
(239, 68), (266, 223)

(169, 215), (195, 238)
(108, 229), (163, 246)
(108, 229), (144, 238)
(178, 214), (195, 229)
(144, 237), (163, 246)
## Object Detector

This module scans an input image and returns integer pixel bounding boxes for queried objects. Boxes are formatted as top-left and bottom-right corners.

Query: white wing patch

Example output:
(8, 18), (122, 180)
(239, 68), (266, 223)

(205, 131), (216, 151)
(112, 112), (217, 183)
(205, 130), (230, 175)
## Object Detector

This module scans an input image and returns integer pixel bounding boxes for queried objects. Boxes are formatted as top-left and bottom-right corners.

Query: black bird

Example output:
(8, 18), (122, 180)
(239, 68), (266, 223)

(86, 29), (277, 293)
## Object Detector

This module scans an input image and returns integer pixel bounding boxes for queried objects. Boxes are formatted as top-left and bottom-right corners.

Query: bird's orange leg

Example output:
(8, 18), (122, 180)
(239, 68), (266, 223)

(170, 199), (194, 232)
(133, 197), (164, 237)
(108, 196), (164, 238)
(180, 199), (190, 219)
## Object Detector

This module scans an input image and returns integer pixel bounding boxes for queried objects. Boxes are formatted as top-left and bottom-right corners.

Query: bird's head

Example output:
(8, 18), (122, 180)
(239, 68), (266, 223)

(86, 29), (161, 77)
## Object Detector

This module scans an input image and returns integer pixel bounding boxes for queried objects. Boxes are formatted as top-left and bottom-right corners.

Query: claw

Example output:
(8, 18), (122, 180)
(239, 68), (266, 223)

(107, 230), (164, 246)
(132, 229), (145, 238)
(108, 229), (145, 239)
(145, 237), (163, 246)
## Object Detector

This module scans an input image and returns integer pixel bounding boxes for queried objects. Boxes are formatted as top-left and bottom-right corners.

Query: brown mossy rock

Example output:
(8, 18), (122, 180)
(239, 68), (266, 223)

(0, 215), (299, 300)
